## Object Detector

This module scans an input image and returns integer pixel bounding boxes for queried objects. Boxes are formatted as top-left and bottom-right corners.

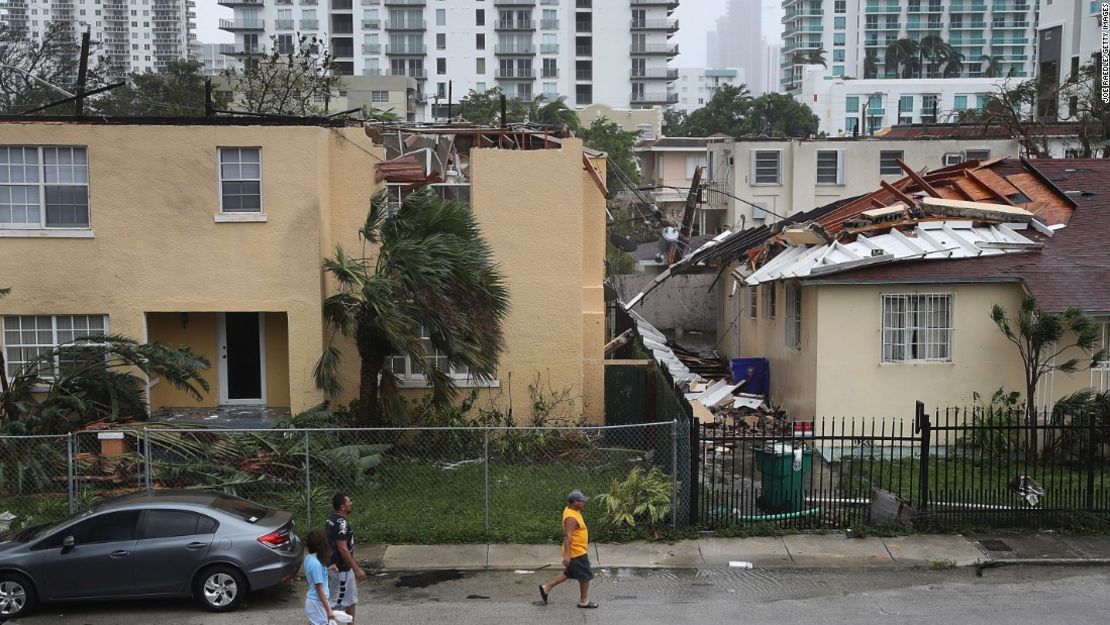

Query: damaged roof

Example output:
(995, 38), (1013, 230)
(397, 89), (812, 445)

(880, 122), (1089, 140)
(811, 159), (1110, 315)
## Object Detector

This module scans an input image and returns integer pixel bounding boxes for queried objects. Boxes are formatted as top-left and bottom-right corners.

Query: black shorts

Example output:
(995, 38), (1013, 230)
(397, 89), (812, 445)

(564, 554), (594, 582)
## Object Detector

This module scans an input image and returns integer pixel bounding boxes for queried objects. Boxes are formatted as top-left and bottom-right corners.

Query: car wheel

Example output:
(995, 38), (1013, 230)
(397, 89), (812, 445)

(193, 565), (247, 612)
(0, 572), (37, 619)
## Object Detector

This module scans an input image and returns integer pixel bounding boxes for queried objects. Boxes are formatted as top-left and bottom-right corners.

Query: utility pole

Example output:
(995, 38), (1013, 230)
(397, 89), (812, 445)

(669, 164), (703, 264)
(74, 28), (91, 116)
(204, 78), (214, 116)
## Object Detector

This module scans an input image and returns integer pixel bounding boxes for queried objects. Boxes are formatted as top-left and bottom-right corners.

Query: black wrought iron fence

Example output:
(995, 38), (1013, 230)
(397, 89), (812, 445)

(696, 401), (1110, 530)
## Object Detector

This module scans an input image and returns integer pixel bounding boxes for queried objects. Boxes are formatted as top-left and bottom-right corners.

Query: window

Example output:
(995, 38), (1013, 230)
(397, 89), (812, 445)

(45, 511), (140, 548)
(140, 510), (217, 539)
(954, 94), (968, 111)
(786, 283), (802, 350)
(762, 283), (776, 319)
(436, 33), (446, 49)
(835, 16), (846, 29)
(815, 150), (843, 185)
(921, 94), (939, 123)
(476, 57), (486, 73)
(899, 95), (913, 114)
(965, 149), (991, 161)
(384, 327), (473, 382)
(879, 150), (904, 175)
(835, 0), (846, 12)
(3, 314), (107, 378)
(637, 124), (655, 140)
(217, 148), (261, 213)
(881, 294), (953, 363)
(833, 65), (845, 76)
(833, 33), (845, 46)
(1096, 321), (1110, 370)
(371, 90), (389, 103)
(437, 57), (446, 74)
(685, 155), (707, 179)
(748, 286), (758, 319)
(475, 8), (484, 25)
(1, 146), (89, 229)
(476, 33), (485, 49)
(436, 8), (445, 26)
(845, 117), (860, 134)
(845, 96), (859, 113)
(833, 49), (845, 62)
(751, 150), (781, 185)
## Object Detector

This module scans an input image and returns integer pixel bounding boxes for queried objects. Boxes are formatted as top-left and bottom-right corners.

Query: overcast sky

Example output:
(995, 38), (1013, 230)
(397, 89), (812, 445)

(194, 0), (784, 64)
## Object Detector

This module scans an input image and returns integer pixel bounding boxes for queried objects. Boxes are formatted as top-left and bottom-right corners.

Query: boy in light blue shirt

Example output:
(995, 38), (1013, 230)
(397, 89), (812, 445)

(304, 530), (337, 625)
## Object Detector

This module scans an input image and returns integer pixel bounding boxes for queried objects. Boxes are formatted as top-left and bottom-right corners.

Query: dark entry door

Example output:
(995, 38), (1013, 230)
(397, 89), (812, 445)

(224, 312), (262, 402)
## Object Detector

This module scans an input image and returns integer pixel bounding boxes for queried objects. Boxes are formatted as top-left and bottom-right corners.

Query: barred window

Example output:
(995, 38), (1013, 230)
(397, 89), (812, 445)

(881, 294), (953, 363)
(748, 286), (758, 319)
(3, 314), (107, 378)
(762, 283), (776, 319)
(786, 283), (802, 350)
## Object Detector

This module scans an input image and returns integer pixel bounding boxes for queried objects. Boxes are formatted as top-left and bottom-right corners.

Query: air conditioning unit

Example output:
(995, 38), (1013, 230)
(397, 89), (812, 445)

(943, 153), (964, 166)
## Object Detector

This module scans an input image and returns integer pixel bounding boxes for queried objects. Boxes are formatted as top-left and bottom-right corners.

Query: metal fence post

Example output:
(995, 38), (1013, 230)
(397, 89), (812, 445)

(689, 416), (699, 526)
(915, 401), (931, 514)
(143, 429), (152, 494)
(66, 433), (75, 514)
(1087, 411), (1097, 511)
(671, 420), (678, 529)
(305, 431), (313, 528)
(483, 428), (490, 533)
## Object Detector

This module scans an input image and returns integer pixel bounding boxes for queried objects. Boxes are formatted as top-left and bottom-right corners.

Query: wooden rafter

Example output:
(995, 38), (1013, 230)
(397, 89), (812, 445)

(880, 180), (917, 207)
(964, 169), (1017, 206)
(896, 158), (942, 198)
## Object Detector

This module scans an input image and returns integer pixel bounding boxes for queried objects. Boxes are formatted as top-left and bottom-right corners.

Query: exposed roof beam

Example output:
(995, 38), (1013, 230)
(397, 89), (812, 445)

(964, 169), (1017, 206)
(896, 158), (943, 197)
(880, 180), (917, 207)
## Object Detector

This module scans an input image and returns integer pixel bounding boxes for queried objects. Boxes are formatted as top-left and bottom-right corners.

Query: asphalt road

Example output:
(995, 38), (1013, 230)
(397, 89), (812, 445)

(12, 565), (1110, 625)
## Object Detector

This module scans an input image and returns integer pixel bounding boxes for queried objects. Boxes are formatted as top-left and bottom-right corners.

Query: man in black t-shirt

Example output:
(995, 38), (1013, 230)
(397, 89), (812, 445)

(325, 493), (367, 622)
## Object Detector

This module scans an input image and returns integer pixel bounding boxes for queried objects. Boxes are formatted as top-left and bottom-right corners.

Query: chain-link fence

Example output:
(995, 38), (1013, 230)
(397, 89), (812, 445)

(0, 421), (684, 542)
(0, 435), (71, 531)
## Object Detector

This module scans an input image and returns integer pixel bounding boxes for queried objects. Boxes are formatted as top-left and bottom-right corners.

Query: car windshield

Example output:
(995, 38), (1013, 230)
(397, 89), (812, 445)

(210, 494), (268, 522)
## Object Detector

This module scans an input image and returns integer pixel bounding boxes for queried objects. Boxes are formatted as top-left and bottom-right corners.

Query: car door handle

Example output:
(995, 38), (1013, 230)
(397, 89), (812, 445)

(186, 542), (207, 550)
(110, 550), (131, 559)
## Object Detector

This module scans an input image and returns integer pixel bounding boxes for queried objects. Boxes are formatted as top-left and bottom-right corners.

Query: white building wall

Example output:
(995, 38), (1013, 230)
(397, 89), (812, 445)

(0, 0), (195, 77)
(218, 0), (680, 120)
(799, 67), (1014, 136)
(193, 42), (231, 76)
(1036, 0), (1101, 92)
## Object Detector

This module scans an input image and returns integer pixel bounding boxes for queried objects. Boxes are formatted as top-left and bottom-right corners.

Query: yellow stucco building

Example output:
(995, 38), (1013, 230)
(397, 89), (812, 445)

(0, 119), (606, 422)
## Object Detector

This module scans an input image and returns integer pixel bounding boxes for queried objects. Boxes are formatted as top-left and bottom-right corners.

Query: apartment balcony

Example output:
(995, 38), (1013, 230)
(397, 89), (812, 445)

(629, 0), (679, 9)
(540, 43), (559, 54)
(495, 68), (535, 79)
(332, 0), (353, 9)
(497, 20), (536, 30)
(631, 68), (678, 79)
(301, 18), (319, 29)
(333, 45), (355, 58)
(951, 38), (986, 45)
(361, 0), (381, 4)
(385, 43), (427, 55)
(389, 68), (427, 78)
(541, 69), (558, 78)
(950, 2), (988, 10)
(385, 19), (426, 30)
(575, 45), (592, 56)
(783, 9), (823, 22)
(219, 18), (264, 31)
(631, 43), (679, 56)
(992, 3), (1030, 12)
(494, 0), (536, 5)
(540, 19), (559, 29)
(992, 21), (1030, 28)
(906, 4), (943, 13)
(275, 18), (294, 29)
(630, 92), (678, 105)
(217, 0), (263, 6)
(362, 19), (381, 28)
(950, 22), (987, 29)
(575, 0), (591, 7)
(383, 0), (424, 5)
(275, 0), (292, 4)
(992, 37), (1029, 45)
(362, 43), (381, 54)
(784, 24), (825, 37)
(864, 4), (902, 13)
(494, 44), (536, 55)
(630, 19), (679, 32)
(219, 43), (265, 56)
(575, 69), (592, 80)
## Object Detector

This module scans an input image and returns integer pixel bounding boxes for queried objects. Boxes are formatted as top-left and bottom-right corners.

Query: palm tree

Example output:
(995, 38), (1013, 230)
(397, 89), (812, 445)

(941, 46), (965, 78)
(981, 55), (1005, 78)
(316, 188), (510, 426)
(885, 39), (920, 79)
(918, 34), (947, 78)
(527, 95), (581, 133)
(806, 48), (828, 68)
(863, 52), (879, 79)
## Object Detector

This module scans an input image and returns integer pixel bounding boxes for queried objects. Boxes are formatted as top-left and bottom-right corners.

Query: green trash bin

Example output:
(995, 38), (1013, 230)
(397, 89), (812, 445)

(753, 443), (814, 513)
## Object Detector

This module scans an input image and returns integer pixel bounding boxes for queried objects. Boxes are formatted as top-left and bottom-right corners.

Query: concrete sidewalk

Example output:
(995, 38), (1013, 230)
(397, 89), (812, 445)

(366, 534), (993, 571)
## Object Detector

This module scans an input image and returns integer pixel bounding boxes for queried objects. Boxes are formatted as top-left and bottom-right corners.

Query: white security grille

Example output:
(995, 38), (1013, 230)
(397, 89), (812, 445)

(881, 294), (952, 363)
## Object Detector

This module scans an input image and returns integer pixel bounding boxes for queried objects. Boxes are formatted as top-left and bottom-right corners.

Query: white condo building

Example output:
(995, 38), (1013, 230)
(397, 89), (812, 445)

(0, 0), (196, 77)
(780, 0), (1040, 92)
(1036, 0), (1101, 94)
(216, 0), (681, 119)
(674, 67), (744, 113)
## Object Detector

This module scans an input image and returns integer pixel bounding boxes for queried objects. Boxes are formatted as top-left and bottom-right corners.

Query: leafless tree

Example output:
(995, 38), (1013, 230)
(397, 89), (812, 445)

(222, 34), (342, 116)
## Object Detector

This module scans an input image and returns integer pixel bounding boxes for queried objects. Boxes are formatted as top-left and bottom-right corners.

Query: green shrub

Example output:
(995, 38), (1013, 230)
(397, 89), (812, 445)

(594, 466), (672, 528)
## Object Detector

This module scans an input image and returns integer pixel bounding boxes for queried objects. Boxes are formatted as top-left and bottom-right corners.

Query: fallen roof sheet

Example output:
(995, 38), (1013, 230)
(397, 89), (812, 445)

(625, 308), (705, 385)
(744, 220), (1039, 285)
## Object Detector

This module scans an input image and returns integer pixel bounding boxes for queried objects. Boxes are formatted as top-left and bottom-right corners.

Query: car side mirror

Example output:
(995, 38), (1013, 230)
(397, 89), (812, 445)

(62, 535), (76, 551)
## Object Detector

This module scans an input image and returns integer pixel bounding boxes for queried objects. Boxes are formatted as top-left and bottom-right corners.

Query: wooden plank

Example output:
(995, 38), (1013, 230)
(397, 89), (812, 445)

(880, 180), (917, 207)
(966, 168), (1020, 205)
(954, 176), (994, 202)
(896, 158), (943, 197)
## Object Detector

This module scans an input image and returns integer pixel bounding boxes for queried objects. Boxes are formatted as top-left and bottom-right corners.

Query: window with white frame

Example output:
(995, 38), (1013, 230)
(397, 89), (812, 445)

(218, 148), (262, 213)
(371, 90), (390, 103)
(881, 294), (953, 363)
(748, 286), (758, 319)
(1096, 321), (1110, 369)
(383, 327), (472, 382)
(685, 155), (707, 179)
(636, 124), (655, 140)
(752, 150), (781, 185)
(0, 146), (90, 229)
(815, 149), (844, 185)
(3, 314), (107, 378)
(786, 283), (802, 350)
(762, 282), (776, 319)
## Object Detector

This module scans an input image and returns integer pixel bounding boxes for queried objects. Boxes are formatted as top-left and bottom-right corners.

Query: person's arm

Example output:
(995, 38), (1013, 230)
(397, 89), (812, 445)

(314, 582), (334, 621)
(562, 516), (577, 567)
(335, 541), (366, 580)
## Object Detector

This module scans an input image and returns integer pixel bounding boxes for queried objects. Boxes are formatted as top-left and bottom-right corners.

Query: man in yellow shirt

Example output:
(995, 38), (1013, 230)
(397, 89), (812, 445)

(538, 490), (597, 609)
